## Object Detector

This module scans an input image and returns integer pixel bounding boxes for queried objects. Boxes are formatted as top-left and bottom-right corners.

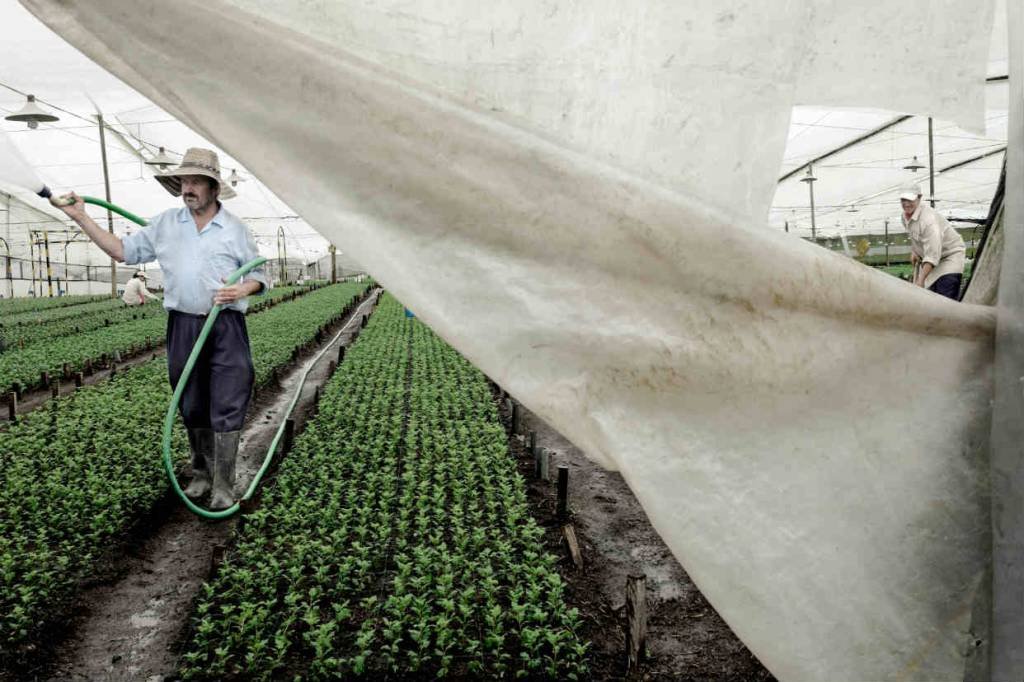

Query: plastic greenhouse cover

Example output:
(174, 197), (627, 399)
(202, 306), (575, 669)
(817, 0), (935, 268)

(19, 0), (1001, 679)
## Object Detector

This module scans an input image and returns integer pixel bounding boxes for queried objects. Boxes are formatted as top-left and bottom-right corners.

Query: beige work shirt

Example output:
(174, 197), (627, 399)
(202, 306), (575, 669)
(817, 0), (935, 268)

(901, 203), (965, 288)
(122, 277), (156, 306)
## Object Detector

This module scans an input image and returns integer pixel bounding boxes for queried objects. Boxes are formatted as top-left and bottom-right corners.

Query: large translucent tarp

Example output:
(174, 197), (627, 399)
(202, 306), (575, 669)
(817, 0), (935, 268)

(19, 1), (999, 679)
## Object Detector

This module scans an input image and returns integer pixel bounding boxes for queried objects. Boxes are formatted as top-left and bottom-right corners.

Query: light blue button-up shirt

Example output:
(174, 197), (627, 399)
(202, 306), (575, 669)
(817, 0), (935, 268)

(122, 204), (268, 315)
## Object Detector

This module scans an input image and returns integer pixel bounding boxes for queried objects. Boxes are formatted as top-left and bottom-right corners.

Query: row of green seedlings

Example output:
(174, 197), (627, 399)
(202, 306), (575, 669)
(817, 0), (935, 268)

(0, 293), (106, 316)
(2, 295), (133, 328)
(0, 285), (305, 351)
(178, 295), (587, 680)
(0, 300), (164, 352)
(0, 281), (371, 670)
(0, 283), (326, 401)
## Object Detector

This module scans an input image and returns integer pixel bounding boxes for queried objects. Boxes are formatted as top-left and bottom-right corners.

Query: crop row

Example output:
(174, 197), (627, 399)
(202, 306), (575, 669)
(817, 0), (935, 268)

(1, 296), (128, 329)
(0, 299), (164, 351)
(0, 293), (107, 317)
(0, 286), (305, 351)
(0, 282), (372, 668)
(0, 284), (319, 397)
(178, 295), (587, 680)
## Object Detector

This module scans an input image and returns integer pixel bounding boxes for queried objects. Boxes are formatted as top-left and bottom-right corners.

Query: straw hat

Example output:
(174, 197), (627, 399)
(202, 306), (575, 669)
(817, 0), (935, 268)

(154, 147), (237, 199)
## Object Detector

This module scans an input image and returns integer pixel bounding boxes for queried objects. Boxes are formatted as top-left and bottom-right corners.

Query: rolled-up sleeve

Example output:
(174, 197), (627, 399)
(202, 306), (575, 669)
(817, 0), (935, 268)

(240, 228), (268, 295)
(122, 227), (157, 266)
(920, 216), (943, 266)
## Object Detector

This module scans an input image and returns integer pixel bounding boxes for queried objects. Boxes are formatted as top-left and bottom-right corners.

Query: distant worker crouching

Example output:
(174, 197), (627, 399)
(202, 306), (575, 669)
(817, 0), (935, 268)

(899, 184), (965, 300)
(122, 270), (161, 306)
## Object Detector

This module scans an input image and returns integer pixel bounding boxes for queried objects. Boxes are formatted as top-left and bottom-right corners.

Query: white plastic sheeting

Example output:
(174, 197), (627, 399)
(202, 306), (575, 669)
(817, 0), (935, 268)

(19, 1), (1000, 679)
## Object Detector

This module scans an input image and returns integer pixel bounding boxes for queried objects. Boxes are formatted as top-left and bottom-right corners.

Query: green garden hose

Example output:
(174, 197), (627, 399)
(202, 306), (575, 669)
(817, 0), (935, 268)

(75, 196), (303, 520)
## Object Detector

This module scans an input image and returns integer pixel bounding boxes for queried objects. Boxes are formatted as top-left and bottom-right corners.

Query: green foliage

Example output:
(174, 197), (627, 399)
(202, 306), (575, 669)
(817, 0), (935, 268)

(0, 285), (316, 394)
(179, 296), (588, 680)
(0, 293), (107, 317)
(0, 282), (370, 665)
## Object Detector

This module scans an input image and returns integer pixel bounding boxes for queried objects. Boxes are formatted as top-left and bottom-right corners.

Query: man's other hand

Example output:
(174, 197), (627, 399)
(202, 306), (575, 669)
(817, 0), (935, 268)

(214, 279), (261, 306)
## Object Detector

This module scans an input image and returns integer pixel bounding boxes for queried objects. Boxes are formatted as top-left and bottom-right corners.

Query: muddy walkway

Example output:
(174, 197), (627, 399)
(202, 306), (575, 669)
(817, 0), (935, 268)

(512, 405), (773, 681)
(40, 291), (380, 682)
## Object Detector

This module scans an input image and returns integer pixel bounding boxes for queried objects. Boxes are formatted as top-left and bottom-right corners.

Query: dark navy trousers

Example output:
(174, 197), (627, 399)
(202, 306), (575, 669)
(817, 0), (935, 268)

(929, 273), (963, 301)
(166, 309), (255, 432)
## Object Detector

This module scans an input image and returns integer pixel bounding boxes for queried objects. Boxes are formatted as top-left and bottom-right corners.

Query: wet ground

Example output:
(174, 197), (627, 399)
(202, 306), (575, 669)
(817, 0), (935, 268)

(510, 405), (774, 681)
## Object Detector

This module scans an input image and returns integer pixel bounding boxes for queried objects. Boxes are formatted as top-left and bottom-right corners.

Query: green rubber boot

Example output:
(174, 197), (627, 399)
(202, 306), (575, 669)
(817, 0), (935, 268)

(209, 430), (240, 510)
(183, 428), (213, 498)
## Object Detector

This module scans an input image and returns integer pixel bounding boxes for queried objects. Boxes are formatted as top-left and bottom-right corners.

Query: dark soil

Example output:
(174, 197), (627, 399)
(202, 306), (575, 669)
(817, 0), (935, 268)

(497, 396), (774, 681)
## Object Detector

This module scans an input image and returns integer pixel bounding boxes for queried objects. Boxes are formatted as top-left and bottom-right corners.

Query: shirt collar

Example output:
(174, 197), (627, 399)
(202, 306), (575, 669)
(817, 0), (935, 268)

(911, 203), (923, 222)
(176, 202), (226, 228)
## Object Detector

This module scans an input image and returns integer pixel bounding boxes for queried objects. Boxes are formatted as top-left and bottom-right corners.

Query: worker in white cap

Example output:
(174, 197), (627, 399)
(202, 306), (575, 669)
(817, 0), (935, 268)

(121, 269), (160, 306)
(899, 184), (965, 300)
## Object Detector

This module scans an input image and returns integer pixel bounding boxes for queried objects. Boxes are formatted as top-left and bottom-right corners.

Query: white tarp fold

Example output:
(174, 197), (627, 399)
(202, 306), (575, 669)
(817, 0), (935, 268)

(20, 1), (997, 678)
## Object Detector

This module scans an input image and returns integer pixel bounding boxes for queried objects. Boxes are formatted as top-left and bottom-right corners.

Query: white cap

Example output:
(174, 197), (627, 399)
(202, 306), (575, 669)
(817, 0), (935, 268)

(898, 184), (922, 201)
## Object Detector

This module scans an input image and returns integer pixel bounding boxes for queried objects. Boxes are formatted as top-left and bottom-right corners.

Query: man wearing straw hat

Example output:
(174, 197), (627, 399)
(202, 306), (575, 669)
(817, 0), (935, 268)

(51, 147), (267, 510)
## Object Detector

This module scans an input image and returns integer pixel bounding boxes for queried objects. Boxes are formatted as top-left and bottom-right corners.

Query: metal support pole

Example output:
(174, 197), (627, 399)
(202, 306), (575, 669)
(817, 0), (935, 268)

(884, 219), (890, 267)
(97, 114), (117, 298)
(807, 165), (818, 241)
(43, 231), (53, 297)
(0, 237), (11, 299)
(29, 232), (36, 296)
(991, 1), (1024, 675)
(927, 117), (936, 208)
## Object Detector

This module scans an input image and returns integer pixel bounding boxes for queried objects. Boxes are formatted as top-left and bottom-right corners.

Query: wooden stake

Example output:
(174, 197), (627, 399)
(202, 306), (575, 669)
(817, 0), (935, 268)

(534, 445), (543, 479)
(511, 401), (521, 434)
(625, 575), (648, 672)
(74, 372), (84, 388)
(84, 358), (93, 376)
(361, 314), (368, 328)
(62, 362), (71, 379)
(338, 345), (345, 363)
(7, 392), (16, 423)
(557, 465), (569, 520)
(540, 448), (550, 481)
(328, 360), (337, 375)
(109, 362), (117, 378)
(40, 370), (49, 388)
(283, 418), (296, 454)
(51, 382), (59, 399)
(562, 523), (584, 570)
(528, 430), (537, 455)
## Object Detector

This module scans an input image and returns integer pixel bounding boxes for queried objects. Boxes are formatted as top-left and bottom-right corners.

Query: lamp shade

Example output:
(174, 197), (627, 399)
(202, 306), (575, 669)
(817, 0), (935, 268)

(4, 95), (59, 129)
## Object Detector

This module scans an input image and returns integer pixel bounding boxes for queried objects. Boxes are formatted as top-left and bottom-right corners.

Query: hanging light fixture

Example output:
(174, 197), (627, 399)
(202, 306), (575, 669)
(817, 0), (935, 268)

(145, 146), (175, 170)
(903, 155), (926, 172)
(847, 204), (859, 213)
(4, 94), (59, 129)
(800, 166), (817, 184)
(228, 168), (245, 187)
